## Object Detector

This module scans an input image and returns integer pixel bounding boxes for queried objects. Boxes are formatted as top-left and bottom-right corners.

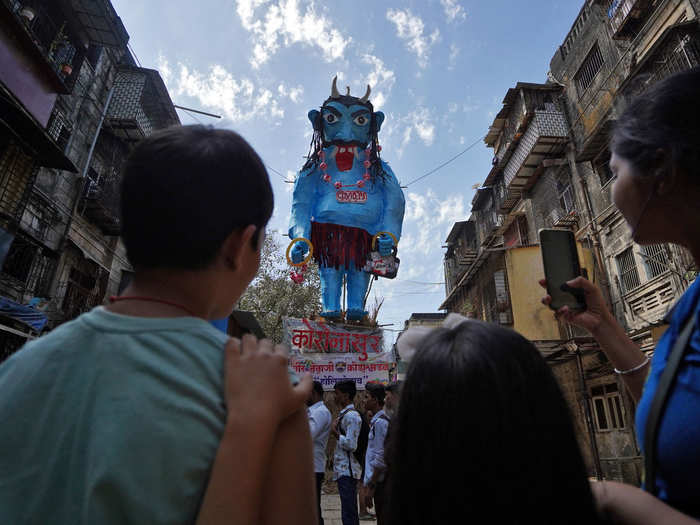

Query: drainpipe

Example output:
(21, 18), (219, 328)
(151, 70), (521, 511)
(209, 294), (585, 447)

(574, 346), (604, 480)
(566, 142), (613, 308)
(48, 84), (116, 296)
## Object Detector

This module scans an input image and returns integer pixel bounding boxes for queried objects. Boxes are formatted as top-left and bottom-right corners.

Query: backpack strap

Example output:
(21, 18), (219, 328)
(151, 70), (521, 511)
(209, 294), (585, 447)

(644, 312), (696, 495)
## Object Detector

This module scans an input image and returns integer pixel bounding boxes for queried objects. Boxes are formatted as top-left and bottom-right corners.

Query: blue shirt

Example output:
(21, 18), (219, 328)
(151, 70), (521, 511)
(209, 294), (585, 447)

(363, 409), (389, 485)
(636, 278), (700, 517)
(333, 404), (362, 480)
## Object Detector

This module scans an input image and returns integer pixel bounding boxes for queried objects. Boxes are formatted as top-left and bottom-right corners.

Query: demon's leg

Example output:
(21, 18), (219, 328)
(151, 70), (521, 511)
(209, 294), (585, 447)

(319, 266), (343, 318)
(346, 269), (371, 320)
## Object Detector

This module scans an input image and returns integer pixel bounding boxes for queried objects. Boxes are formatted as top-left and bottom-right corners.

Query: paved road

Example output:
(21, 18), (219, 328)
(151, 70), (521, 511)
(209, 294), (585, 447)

(321, 493), (376, 525)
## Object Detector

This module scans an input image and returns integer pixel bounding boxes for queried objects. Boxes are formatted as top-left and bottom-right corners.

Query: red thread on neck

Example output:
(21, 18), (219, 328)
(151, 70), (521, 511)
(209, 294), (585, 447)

(109, 296), (196, 317)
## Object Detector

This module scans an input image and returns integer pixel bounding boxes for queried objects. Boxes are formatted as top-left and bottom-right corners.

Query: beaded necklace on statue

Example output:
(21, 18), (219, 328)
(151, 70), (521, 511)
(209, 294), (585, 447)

(319, 145), (381, 188)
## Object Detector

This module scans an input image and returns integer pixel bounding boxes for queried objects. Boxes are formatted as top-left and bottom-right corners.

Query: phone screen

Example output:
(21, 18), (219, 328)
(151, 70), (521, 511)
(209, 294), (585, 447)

(539, 229), (586, 311)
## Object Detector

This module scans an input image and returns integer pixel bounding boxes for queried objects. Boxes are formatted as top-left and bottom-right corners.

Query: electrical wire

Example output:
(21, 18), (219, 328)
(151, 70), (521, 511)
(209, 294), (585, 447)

(404, 135), (485, 187)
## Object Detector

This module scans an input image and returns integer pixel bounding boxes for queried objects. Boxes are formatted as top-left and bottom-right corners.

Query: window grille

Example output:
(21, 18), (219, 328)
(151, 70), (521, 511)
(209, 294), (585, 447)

(594, 150), (614, 186)
(575, 43), (604, 94)
(641, 244), (668, 279)
(2, 235), (37, 283)
(591, 383), (625, 431)
(556, 173), (575, 213)
(517, 215), (529, 246)
(617, 247), (641, 293)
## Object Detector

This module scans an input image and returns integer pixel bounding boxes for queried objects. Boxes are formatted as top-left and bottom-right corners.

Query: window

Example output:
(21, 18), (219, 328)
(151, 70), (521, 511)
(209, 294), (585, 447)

(641, 244), (669, 279)
(594, 150), (614, 186)
(86, 45), (103, 69)
(591, 383), (625, 431)
(2, 235), (37, 283)
(575, 42), (605, 94)
(617, 247), (641, 293)
(517, 215), (529, 246)
(556, 172), (575, 213)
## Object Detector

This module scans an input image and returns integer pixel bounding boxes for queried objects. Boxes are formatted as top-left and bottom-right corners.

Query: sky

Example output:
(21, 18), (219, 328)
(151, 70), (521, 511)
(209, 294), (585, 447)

(112, 0), (584, 341)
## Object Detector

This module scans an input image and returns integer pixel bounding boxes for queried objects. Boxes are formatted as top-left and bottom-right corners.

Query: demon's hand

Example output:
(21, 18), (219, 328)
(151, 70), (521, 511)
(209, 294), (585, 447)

(377, 234), (395, 256)
(291, 240), (309, 264)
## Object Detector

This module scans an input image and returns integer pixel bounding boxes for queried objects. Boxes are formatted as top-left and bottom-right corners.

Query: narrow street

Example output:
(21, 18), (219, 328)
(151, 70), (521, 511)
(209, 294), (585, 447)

(321, 494), (375, 525)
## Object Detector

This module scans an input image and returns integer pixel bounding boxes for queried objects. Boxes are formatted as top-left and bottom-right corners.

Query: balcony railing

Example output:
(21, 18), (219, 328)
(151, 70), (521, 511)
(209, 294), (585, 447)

(107, 66), (180, 142)
(500, 110), (568, 211)
(8, 3), (83, 92)
(81, 169), (121, 235)
(608, 0), (652, 39)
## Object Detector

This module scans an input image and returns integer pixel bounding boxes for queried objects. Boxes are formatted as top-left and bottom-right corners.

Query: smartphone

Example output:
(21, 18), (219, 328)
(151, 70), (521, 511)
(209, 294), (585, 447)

(539, 229), (586, 311)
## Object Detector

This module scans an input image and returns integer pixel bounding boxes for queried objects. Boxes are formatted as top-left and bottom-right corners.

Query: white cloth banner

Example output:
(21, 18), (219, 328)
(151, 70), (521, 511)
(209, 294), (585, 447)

(289, 351), (395, 390)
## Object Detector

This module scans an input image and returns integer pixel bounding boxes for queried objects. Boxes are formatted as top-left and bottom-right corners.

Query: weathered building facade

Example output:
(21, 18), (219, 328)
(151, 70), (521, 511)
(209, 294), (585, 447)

(0, 0), (179, 360)
(441, 0), (700, 483)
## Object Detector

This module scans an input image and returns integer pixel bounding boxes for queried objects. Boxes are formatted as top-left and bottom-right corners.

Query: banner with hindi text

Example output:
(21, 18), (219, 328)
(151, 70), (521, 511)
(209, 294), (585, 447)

(289, 352), (395, 391)
(283, 317), (384, 360)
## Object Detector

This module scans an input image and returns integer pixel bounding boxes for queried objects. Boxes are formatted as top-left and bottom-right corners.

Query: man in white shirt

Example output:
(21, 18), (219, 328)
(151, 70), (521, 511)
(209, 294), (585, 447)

(360, 382), (390, 524)
(308, 381), (332, 525)
(331, 380), (362, 525)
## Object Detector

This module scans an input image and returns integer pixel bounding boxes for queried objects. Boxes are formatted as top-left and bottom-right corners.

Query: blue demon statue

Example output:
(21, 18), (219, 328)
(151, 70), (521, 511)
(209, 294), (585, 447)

(289, 77), (405, 321)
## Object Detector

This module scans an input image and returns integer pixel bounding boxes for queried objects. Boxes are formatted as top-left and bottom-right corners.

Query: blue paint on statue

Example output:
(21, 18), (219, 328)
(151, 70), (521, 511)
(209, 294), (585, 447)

(289, 78), (405, 321)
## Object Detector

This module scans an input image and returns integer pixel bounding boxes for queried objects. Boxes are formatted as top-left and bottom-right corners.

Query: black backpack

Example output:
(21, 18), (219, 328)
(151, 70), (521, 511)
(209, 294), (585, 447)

(340, 409), (371, 464)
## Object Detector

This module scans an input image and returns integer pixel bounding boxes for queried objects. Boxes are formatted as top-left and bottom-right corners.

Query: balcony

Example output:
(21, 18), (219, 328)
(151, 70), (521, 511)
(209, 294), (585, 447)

(81, 166), (121, 235)
(477, 210), (504, 248)
(608, 0), (653, 39)
(500, 109), (568, 211)
(2, 2), (86, 94)
(107, 66), (180, 142)
(444, 221), (479, 293)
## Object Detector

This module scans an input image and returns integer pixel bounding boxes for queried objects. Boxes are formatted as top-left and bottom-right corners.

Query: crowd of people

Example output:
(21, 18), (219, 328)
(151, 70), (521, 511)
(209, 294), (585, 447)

(0, 67), (698, 524)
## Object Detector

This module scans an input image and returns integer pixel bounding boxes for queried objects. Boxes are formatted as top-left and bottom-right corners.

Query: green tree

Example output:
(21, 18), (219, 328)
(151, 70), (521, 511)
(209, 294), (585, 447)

(238, 232), (322, 342)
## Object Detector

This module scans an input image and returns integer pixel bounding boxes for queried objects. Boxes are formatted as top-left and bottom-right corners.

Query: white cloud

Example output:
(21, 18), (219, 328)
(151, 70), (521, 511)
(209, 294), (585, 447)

(236, 0), (351, 68)
(448, 43), (460, 70)
(440, 0), (467, 23)
(402, 189), (466, 256)
(386, 8), (440, 68)
(361, 54), (395, 110)
(157, 57), (284, 122)
(383, 107), (436, 157)
(278, 83), (304, 103)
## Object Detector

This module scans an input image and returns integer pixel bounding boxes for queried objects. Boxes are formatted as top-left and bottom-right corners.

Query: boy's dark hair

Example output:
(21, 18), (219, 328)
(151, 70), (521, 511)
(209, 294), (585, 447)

(120, 125), (273, 270)
(611, 66), (700, 181)
(386, 381), (401, 394)
(334, 379), (357, 400)
(312, 381), (324, 398)
(365, 382), (386, 404)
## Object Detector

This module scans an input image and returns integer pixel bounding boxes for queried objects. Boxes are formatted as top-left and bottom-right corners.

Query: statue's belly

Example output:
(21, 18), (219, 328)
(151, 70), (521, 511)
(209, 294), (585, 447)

(314, 188), (381, 231)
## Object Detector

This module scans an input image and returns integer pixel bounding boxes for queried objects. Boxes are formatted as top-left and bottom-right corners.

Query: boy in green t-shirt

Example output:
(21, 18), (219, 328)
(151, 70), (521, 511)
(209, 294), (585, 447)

(0, 126), (314, 524)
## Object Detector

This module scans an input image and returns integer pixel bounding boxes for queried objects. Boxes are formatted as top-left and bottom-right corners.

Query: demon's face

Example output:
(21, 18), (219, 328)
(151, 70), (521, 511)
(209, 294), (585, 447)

(308, 101), (384, 148)
(307, 77), (384, 149)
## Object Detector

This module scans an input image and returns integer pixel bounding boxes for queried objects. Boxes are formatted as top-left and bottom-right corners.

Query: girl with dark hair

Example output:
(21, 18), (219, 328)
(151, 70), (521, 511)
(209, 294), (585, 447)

(387, 315), (604, 525)
(542, 67), (700, 524)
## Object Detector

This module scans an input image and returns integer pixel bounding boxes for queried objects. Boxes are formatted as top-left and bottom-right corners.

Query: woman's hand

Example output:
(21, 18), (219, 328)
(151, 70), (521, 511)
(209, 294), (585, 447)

(539, 276), (613, 335)
(224, 334), (312, 428)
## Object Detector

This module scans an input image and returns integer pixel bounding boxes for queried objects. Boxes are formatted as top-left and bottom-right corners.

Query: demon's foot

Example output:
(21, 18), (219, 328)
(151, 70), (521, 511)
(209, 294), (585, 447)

(320, 310), (342, 319)
(346, 309), (368, 321)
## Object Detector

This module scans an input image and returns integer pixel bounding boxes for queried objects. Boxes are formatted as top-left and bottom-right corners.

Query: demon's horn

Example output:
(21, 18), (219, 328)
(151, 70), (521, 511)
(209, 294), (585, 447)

(346, 86), (351, 96)
(331, 76), (341, 98)
(359, 84), (371, 103)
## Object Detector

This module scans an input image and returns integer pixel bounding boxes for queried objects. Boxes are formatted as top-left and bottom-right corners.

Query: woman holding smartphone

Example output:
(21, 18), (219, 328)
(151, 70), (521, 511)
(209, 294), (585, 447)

(541, 67), (700, 524)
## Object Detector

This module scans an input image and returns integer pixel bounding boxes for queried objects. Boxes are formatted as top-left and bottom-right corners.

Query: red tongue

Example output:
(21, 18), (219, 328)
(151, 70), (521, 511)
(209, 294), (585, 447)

(335, 149), (354, 172)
